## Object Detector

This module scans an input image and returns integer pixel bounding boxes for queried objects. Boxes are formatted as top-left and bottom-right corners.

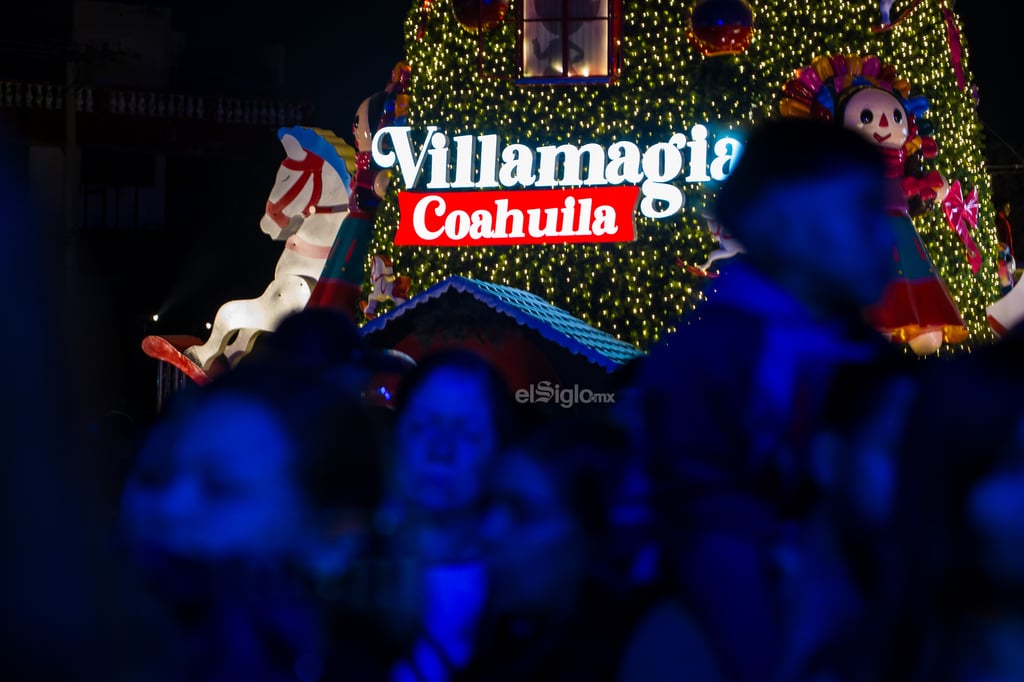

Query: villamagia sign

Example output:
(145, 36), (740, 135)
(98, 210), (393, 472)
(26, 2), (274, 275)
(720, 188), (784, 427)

(371, 125), (743, 246)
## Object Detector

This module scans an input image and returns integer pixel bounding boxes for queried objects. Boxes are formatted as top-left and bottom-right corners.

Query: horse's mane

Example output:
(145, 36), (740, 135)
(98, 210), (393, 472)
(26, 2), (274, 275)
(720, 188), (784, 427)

(277, 126), (356, 188)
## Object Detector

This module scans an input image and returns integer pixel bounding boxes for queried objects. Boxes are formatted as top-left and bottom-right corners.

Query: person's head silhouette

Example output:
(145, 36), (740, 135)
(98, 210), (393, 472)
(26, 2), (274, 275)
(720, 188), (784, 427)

(713, 117), (894, 316)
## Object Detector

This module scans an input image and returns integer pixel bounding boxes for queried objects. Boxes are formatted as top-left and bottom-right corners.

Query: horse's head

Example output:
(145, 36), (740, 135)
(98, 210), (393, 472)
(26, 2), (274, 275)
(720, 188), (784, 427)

(260, 128), (354, 239)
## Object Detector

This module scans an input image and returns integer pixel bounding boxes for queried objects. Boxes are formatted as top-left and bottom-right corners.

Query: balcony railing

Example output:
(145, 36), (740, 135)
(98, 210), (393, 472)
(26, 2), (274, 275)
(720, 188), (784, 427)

(0, 79), (313, 125)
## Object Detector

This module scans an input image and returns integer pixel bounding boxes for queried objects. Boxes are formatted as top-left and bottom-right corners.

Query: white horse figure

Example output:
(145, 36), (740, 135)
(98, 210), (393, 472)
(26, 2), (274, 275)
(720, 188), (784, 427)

(361, 254), (410, 320)
(184, 127), (354, 372)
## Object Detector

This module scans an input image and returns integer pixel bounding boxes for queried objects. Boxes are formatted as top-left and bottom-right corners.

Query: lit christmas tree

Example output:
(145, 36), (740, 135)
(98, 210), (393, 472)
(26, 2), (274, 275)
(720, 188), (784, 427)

(368, 0), (1000, 352)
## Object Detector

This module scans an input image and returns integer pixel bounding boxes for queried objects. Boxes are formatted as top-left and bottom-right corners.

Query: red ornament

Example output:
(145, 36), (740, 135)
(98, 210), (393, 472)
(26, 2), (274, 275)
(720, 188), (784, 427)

(687, 0), (755, 57)
(452, 0), (509, 33)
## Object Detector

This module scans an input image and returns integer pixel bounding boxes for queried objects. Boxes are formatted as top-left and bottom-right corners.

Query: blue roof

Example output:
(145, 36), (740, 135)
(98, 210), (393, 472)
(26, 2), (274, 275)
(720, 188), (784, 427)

(361, 276), (645, 372)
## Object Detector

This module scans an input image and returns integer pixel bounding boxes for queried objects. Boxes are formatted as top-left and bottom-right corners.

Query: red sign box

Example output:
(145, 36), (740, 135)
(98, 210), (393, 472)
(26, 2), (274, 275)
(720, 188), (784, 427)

(395, 186), (639, 247)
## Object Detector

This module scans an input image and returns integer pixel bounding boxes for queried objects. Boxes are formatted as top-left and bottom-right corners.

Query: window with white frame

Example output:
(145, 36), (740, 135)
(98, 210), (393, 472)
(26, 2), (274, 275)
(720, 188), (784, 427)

(519, 0), (621, 83)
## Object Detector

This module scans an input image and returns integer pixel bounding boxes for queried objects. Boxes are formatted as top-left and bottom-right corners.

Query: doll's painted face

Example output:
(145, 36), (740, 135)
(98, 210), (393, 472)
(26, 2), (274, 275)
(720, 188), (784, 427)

(842, 88), (909, 150)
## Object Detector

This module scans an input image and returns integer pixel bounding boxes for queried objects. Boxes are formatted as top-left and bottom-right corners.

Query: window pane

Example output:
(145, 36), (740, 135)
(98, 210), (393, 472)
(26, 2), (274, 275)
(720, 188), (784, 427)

(524, 0), (563, 20)
(567, 0), (607, 18)
(567, 20), (608, 76)
(524, 20), (566, 76)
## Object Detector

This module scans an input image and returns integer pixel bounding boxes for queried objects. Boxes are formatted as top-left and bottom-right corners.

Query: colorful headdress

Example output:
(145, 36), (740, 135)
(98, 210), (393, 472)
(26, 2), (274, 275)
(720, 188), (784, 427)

(779, 53), (937, 161)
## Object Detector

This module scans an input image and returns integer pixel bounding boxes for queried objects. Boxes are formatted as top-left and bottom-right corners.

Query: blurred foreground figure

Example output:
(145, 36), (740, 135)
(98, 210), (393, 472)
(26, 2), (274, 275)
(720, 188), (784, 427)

(469, 420), (634, 681)
(121, 363), (389, 681)
(386, 350), (515, 681)
(632, 118), (912, 682)
(243, 305), (414, 407)
(858, 347), (1024, 682)
(788, 359), (919, 682)
(1, 126), (168, 681)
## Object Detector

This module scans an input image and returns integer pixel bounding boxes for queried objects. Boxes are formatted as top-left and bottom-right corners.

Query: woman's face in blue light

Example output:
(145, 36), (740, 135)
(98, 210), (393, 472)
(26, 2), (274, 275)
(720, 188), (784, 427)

(122, 394), (309, 559)
(393, 367), (499, 512)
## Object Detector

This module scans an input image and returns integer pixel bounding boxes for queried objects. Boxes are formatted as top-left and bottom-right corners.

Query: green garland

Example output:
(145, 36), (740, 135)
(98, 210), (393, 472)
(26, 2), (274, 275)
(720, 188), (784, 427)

(368, 0), (1000, 353)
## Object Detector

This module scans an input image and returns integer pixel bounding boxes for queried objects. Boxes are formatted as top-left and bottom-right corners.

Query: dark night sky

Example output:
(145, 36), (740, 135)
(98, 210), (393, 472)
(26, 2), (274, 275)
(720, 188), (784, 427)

(954, 2), (1023, 150)
(148, 0), (414, 134)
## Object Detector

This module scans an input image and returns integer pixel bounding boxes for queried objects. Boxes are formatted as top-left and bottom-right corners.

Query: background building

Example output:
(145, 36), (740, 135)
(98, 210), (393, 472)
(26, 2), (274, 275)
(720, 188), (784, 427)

(1, 0), (324, 420)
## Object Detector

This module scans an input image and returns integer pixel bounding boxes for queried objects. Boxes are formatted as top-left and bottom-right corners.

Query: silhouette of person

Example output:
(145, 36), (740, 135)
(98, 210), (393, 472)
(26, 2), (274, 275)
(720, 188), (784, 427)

(631, 117), (910, 682)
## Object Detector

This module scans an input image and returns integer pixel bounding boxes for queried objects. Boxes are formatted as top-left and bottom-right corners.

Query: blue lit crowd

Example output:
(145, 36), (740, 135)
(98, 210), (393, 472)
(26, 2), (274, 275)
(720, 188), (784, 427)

(5, 119), (1024, 682)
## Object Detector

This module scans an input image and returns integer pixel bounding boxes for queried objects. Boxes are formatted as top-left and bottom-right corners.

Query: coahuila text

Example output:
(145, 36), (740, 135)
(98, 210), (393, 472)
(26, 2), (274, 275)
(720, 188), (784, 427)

(394, 186), (638, 246)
